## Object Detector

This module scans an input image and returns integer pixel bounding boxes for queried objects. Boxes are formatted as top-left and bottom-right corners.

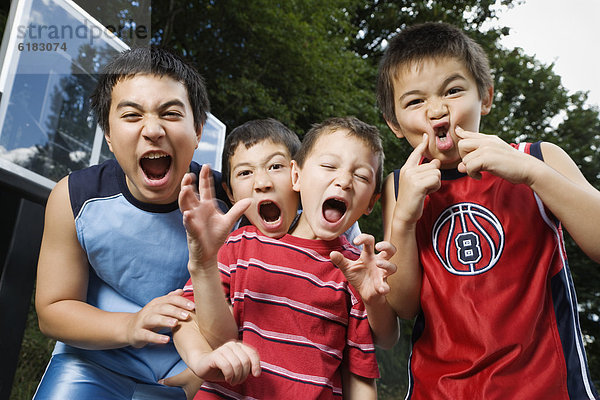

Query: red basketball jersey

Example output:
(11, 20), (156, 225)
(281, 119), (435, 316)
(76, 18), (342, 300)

(396, 142), (597, 399)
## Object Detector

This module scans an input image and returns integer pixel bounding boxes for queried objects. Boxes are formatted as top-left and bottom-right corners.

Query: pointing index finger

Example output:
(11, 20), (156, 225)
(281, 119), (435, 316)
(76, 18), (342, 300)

(405, 133), (428, 167)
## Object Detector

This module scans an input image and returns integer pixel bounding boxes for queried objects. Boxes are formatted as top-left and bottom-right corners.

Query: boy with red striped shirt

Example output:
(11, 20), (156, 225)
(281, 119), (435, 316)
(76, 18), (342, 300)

(176, 117), (398, 399)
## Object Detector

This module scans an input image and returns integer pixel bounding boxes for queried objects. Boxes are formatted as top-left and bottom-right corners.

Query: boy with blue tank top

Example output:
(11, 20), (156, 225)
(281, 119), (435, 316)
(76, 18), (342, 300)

(359, 22), (600, 399)
(34, 46), (259, 400)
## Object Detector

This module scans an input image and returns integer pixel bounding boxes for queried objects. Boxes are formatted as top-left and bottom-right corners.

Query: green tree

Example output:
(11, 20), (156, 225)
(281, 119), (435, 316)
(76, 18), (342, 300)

(152, 0), (378, 134)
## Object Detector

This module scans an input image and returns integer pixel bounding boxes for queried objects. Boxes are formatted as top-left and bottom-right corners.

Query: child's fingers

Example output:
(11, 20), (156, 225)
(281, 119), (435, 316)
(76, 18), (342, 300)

(353, 233), (375, 255)
(376, 259), (397, 277)
(404, 133), (429, 168)
(179, 179), (200, 212)
(330, 251), (350, 271)
(239, 343), (262, 377)
(217, 342), (256, 385)
(224, 198), (252, 229)
(374, 241), (396, 260)
(167, 288), (184, 296)
(198, 164), (216, 202)
(376, 281), (391, 295)
(180, 171), (196, 187)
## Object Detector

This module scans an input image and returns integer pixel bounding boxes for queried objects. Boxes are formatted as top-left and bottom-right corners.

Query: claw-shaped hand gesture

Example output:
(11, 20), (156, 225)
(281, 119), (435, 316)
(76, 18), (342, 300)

(179, 165), (251, 269)
(330, 234), (397, 304)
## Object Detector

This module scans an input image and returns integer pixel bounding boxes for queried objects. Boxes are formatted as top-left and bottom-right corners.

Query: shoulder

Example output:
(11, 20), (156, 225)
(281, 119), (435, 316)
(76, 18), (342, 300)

(68, 160), (123, 217)
(538, 142), (593, 188)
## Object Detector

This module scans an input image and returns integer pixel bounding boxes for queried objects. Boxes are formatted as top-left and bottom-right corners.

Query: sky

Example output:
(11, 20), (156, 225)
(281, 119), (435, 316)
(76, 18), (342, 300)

(493, 0), (600, 107)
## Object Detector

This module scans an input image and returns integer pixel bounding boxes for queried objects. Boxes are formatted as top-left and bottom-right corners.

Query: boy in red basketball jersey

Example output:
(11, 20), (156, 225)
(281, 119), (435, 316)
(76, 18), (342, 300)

(371, 22), (600, 399)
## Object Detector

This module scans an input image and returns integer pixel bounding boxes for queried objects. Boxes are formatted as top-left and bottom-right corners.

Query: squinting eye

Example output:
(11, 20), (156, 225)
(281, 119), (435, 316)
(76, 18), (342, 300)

(447, 87), (462, 95)
(269, 163), (283, 170)
(237, 170), (252, 177)
(355, 174), (369, 182)
(406, 99), (423, 107)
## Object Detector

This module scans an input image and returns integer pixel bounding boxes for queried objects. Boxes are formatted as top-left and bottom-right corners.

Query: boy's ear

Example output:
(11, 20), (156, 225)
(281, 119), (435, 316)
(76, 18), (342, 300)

(364, 192), (381, 216)
(384, 118), (404, 139)
(481, 86), (494, 116)
(290, 160), (301, 193)
(104, 133), (114, 152)
(222, 182), (235, 204)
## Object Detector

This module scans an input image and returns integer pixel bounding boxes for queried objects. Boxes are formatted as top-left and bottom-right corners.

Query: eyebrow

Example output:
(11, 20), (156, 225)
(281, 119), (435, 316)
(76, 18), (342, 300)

(232, 150), (290, 169)
(115, 99), (187, 110)
(441, 73), (467, 89)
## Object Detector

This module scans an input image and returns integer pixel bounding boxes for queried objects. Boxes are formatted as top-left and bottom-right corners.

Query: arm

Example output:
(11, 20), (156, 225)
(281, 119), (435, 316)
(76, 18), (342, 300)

(382, 135), (440, 319)
(179, 165), (251, 348)
(456, 128), (600, 262)
(330, 234), (399, 349)
(35, 177), (194, 349)
(342, 366), (376, 400)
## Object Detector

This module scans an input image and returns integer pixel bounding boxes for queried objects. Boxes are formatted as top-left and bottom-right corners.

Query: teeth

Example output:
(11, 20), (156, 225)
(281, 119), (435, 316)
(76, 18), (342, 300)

(145, 152), (168, 159)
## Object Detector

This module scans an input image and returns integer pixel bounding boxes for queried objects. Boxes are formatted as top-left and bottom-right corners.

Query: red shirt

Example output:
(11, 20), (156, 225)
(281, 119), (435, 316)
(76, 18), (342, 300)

(403, 143), (597, 399)
(183, 226), (379, 399)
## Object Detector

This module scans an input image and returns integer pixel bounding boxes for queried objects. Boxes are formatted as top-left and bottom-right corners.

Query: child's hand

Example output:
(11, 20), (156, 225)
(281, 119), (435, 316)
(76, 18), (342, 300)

(330, 234), (396, 304)
(186, 340), (261, 386)
(456, 126), (540, 184)
(396, 134), (441, 224)
(126, 289), (195, 348)
(179, 165), (251, 268)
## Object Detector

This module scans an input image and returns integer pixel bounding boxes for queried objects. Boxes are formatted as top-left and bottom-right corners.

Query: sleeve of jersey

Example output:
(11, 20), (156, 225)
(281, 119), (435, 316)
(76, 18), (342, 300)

(344, 285), (380, 379)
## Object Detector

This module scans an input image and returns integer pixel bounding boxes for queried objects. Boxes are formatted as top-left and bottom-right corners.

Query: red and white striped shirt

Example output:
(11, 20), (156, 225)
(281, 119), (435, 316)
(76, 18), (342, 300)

(183, 225), (379, 399)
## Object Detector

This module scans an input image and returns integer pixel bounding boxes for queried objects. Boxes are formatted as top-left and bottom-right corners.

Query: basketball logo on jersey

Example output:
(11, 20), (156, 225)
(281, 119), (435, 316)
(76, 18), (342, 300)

(432, 202), (504, 275)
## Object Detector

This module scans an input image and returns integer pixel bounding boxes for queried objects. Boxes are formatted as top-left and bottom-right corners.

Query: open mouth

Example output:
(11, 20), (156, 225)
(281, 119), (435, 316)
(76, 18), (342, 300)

(434, 125), (449, 142)
(259, 201), (281, 224)
(140, 152), (171, 180)
(322, 197), (347, 223)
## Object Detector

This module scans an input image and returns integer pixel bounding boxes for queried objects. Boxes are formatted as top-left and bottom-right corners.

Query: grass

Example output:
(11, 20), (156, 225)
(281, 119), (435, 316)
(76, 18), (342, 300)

(9, 296), (54, 400)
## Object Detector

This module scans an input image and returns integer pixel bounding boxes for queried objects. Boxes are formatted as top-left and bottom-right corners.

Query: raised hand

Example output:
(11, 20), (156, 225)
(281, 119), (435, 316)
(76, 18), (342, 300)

(456, 126), (539, 184)
(330, 234), (396, 304)
(126, 289), (195, 348)
(179, 164), (251, 268)
(395, 134), (442, 224)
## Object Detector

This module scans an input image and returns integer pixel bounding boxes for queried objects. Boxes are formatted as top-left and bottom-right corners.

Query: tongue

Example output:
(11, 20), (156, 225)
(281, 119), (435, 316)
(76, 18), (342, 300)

(436, 134), (454, 151)
(141, 157), (170, 179)
(260, 203), (280, 222)
(323, 205), (343, 223)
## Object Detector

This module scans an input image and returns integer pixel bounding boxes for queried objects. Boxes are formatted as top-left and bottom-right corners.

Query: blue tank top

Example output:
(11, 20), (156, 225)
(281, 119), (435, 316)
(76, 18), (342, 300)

(52, 159), (225, 382)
